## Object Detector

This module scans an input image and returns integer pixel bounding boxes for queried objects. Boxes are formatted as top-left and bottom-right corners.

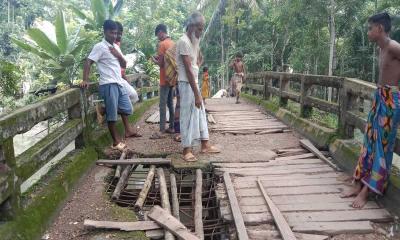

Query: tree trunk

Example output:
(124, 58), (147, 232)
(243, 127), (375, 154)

(328, 0), (336, 102)
(221, 16), (225, 90)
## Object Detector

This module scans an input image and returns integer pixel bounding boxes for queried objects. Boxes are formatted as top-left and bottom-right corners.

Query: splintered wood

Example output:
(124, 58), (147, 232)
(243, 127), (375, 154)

(146, 110), (170, 124)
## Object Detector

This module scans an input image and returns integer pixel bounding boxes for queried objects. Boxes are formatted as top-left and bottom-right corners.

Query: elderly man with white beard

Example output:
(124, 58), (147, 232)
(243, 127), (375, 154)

(176, 11), (220, 161)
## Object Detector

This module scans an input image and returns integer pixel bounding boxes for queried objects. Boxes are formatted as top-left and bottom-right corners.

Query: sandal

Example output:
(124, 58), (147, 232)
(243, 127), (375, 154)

(182, 152), (197, 162)
(201, 146), (221, 154)
(111, 142), (126, 151)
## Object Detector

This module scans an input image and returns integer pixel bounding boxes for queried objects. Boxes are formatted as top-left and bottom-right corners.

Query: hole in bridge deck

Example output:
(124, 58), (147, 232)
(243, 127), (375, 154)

(105, 164), (228, 239)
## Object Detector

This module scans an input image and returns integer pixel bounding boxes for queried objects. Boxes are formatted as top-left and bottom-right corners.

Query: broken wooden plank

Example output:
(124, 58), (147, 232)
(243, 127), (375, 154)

(114, 150), (127, 179)
(236, 185), (344, 197)
(247, 229), (328, 240)
(218, 163), (327, 173)
(224, 166), (334, 176)
(83, 219), (160, 231)
(134, 165), (156, 211)
(292, 221), (374, 235)
(156, 168), (174, 240)
(235, 177), (341, 189)
(97, 158), (171, 165)
(239, 201), (380, 213)
(300, 139), (341, 171)
(195, 169), (204, 240)
(256, 129), (285, 135)
(112, 165), (135, 200)
(148, 205), (200, 240)
(170, 173), (180, 220)
(234, 172), (341, 182)
(286, 209), (393, 225)
(275, 153), (315, 161)
(146, 229), (165, 239)
(207, 114), (217, 124)
(257, 179), (297, 240)
(223, 172), (249, 240)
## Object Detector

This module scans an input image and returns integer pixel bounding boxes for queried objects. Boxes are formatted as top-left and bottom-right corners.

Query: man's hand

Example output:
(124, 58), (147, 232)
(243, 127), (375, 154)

(109, 47), (121, 58)
(80, 81), (89, 89)
(195, 94), (202, 109)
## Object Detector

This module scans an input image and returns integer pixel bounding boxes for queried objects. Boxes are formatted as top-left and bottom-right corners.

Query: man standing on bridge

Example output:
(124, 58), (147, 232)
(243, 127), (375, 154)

(341, 12), (400, 208)
(229, 52), (246, 104)
(176, 12), (220, 161)
(80, 20), (138, 151)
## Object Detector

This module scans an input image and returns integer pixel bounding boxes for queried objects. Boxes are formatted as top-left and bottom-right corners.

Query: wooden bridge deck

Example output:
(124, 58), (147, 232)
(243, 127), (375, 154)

(205, 98), (392, 240)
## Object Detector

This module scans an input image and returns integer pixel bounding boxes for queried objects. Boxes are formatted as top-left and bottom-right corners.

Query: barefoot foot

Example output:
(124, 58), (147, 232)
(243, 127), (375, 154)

(351, 185), (369, 208)
(340, 181), (362, 198)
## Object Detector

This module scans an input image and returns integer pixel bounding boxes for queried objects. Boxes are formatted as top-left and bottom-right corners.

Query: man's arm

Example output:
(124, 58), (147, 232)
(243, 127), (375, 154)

(80, 59), (94, 88)
(389, 40), (400, 60)
(152, 54), (165, 67)
(182, 55), (202, 108)
(109, 47), (127, 68)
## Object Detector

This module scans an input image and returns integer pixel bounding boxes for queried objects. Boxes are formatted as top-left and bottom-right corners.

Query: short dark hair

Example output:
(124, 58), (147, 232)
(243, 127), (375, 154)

(236, 52), (243, 58)
(203, 66), (208, 72)
(115, 21), (123, 32)
(155, 24), (167, 36)
(368, 12), (391, 33)
(103, 20), (118, 31)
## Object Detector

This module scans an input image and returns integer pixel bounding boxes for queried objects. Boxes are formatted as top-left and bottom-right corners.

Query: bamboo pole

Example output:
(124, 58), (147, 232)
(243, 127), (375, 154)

(195, 169), (204, 240)
(134, 165), (156, 211)
(157, 168), (174, 240)
(170, 173), (180, 220)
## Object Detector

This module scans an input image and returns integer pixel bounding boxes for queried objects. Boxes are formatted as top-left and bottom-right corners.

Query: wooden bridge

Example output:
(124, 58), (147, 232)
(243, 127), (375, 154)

(0, 72), (399, 239)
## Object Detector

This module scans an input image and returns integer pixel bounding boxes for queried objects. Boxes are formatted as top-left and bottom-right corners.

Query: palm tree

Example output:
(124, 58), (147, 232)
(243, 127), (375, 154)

(12, 10), (89, 86)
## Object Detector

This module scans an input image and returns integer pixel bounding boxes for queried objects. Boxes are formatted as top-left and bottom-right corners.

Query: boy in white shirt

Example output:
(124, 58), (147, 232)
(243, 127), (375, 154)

(80, 20), (137, 150)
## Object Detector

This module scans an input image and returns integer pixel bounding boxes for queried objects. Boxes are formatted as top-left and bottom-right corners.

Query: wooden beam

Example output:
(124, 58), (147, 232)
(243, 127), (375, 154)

(170, 173), (180, 220)
(157, 168), (174, 240)
(223, 172), (249, 240)
(83, 219), (160, 231)
(114, 150), (127, 179)
(257, 179), (297, 240)
(97, 158), (171, 166)
(195, 169), (204, 240)
(134, 165), (156, 211)
(112, 164), (134, 200)
(148, 205), (200, 240)
(299, 139), (341, 171)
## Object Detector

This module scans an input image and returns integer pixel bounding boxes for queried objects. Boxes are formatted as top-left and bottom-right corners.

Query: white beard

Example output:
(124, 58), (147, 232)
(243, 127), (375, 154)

(190, 32), (200, 54)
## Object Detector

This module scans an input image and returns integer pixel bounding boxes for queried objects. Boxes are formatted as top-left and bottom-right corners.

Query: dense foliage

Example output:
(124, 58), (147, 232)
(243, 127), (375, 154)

(1, 0), (400, 112)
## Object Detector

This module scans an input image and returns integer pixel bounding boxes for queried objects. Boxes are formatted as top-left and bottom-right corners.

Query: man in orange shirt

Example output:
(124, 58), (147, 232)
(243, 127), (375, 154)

(151, 24), (175, 137)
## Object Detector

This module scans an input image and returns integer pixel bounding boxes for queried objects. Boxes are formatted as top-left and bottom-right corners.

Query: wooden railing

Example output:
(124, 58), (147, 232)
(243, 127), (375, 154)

(244, 71), (399, 149)
(0, 75), (158, 220)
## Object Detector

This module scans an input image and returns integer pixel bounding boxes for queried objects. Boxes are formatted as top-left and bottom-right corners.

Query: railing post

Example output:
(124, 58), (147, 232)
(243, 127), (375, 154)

(279, 74), (288, 107)
(300, 76), (312, 118)
(0, 138), (20, 220)
(339, 86), (355, 138)
(263, 76), (270, 100)
(68, 90), (85, 149)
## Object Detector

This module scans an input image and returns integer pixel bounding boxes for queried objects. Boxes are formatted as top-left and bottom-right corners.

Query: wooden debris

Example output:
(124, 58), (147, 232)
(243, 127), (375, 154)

(146, 229), (164, 239)
(300, 139), (341, 171)
(255, 129), (284, 135)
(195, 169), (204, 240)
(97, 158), (171, 165)
(112, 165), (135, 200)
(84, 219), (160, 231)
(148, 205), (200, 240)
(257, 179), (297, 240)
(170, 173), (180, 220)
(157, 168), (174, 240)
(114, 150), (127, 178)
(274, 153), (315, 161)
(134, 165), (156, 211)
(207, 114), (217, 124)
(223, 172), (249, 240)
(292, 221), (374, 235)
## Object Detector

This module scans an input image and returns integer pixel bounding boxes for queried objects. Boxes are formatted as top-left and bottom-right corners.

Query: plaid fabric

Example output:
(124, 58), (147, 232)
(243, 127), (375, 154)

(164, 44), (178, 87)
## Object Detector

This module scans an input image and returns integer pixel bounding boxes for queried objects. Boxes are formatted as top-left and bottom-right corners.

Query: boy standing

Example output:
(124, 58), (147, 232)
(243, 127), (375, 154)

(341, 12), (400, 208)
